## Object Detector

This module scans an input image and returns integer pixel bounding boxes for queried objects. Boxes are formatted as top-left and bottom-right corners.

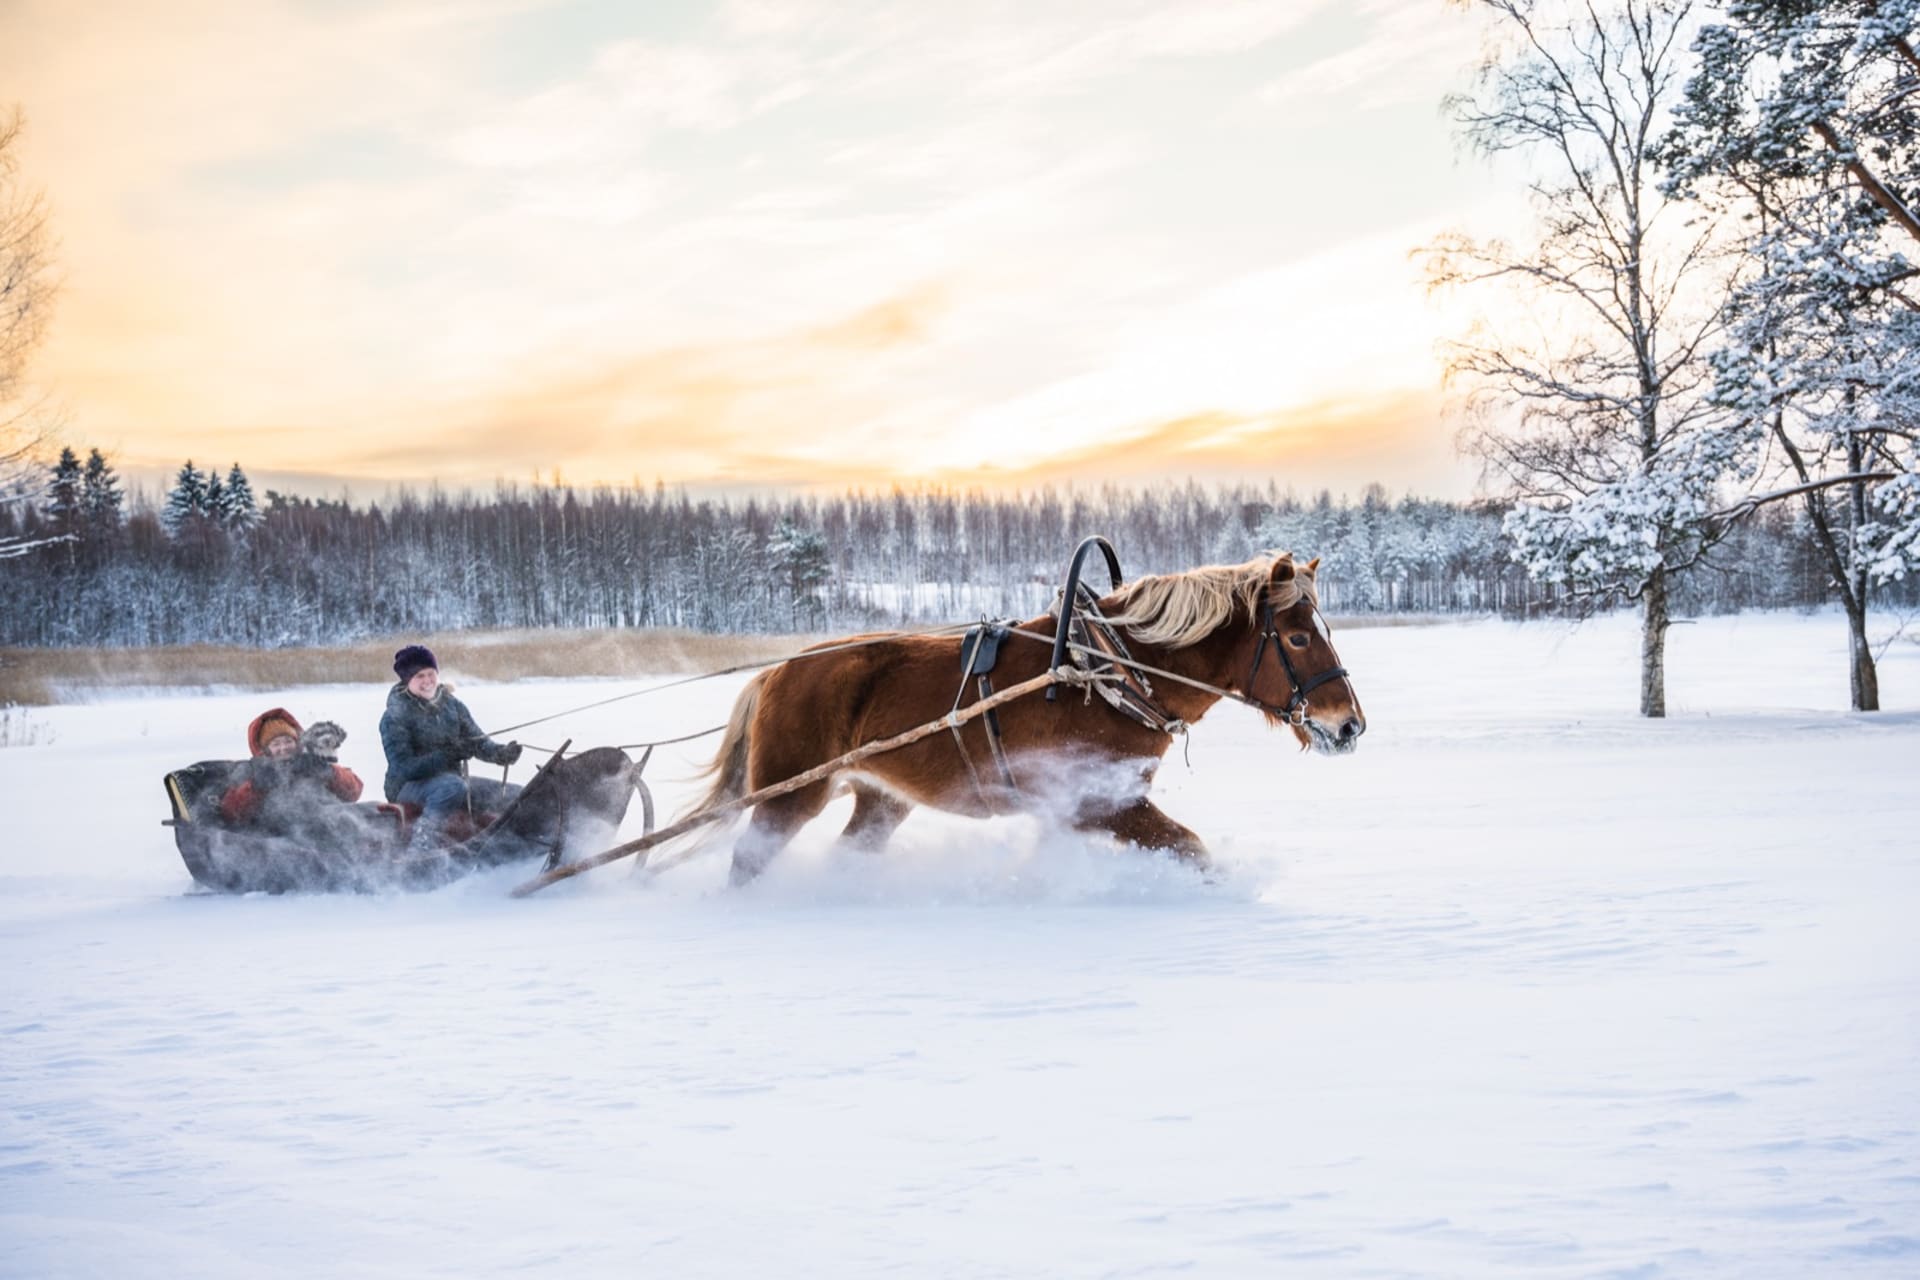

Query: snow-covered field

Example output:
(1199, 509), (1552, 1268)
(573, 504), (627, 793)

(3, 612), (1918, 1278)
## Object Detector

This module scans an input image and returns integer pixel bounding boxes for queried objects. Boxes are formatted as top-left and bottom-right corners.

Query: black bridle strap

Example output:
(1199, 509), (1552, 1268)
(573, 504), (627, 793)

(1247, 599), (1349, 725)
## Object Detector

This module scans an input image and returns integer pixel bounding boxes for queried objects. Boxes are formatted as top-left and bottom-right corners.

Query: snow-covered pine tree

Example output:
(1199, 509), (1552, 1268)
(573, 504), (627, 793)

(1425, 0), (1742, 717)
(217, 462), (259, 532)
(769, 519), (831, 630)
(81, 448), (122, 535)
(1334, 492), (1387, 612)
(161, 461), (209, 536)
(43, 445), (81, 537)
(1661, 0), (1920, 711)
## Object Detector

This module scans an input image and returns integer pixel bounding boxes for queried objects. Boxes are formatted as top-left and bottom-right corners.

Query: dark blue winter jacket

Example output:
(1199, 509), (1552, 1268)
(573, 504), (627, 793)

(379, 683), (518, 802)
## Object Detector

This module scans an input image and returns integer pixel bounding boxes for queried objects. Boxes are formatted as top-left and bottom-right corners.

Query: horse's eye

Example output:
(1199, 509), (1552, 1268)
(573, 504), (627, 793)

(1288, 633), (1310, 649)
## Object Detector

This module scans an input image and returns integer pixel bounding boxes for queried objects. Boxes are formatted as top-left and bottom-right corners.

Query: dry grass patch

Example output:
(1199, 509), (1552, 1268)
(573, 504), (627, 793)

(0, 702), (55, 747)
(0, 629), (823, 705)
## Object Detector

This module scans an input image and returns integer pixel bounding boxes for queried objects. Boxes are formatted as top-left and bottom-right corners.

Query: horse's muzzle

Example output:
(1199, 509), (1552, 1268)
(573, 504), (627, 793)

(1309, 714), (1366, 755)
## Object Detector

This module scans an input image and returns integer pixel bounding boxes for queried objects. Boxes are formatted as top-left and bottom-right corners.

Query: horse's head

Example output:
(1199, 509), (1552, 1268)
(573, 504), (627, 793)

(1247, 554), (1366, 755)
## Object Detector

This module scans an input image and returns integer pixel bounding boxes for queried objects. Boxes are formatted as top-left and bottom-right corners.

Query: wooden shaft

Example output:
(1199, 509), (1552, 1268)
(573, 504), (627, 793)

(509, 669), (1067, 898)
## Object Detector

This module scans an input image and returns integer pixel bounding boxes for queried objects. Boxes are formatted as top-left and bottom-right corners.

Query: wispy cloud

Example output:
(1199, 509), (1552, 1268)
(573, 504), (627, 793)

(6, 0), (1491, 498)
(1255, 3), (1479, 114)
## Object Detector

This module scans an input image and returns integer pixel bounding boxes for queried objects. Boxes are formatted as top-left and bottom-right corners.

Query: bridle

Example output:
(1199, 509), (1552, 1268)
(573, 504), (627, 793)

(1246, 591), (1350, 727)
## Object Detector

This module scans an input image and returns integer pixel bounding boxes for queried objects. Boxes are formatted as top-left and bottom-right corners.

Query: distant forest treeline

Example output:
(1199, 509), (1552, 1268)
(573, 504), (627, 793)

(2, 453), (1913, 648)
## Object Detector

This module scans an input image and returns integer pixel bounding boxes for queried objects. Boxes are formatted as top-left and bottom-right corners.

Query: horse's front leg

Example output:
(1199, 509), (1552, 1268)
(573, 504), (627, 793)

(1073, 799), (1210, 868)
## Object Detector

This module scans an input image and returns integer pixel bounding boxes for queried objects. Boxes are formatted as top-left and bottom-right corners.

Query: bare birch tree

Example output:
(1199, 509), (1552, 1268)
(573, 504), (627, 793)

(1, 105), (60, 559)
(1426, 0), (1737, 717)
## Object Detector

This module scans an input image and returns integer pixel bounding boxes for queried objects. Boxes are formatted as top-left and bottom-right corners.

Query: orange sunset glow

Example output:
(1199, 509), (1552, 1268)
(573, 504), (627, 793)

(3, 0), (1502, 498)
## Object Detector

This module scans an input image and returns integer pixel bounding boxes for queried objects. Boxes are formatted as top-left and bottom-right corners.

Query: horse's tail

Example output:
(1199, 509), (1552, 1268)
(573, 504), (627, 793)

(682, 671), (767, 822)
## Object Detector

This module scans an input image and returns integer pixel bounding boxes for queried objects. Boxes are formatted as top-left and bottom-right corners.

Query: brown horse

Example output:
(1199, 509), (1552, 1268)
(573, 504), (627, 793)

(689, 551), (1365, 885)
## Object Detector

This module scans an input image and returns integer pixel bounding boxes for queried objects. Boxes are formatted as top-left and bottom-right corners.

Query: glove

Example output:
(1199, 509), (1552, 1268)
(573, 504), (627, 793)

(502, 742), (524, 766)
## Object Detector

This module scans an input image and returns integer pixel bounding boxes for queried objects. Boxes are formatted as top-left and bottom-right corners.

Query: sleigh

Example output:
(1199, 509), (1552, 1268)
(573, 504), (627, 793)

(161, 744), (655, 894)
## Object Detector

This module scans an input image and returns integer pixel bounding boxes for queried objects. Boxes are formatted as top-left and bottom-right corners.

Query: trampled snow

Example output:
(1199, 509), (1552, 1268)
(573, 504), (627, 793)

(2, 612), (1917, 1277)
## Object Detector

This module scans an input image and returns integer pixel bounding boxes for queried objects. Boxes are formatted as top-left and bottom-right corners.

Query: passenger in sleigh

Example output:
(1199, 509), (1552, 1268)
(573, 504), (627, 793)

(379, 645), (523, 848)
(218, 709), (367, 841)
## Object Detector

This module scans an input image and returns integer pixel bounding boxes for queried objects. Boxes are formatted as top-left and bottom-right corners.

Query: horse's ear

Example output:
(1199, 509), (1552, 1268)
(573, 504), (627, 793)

(1305, 556), (1321, 576)
(1270, 554), (1296, 584)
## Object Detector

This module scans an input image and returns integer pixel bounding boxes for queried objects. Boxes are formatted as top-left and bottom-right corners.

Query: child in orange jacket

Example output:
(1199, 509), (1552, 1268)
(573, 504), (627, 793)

(219, 707), (364, 828)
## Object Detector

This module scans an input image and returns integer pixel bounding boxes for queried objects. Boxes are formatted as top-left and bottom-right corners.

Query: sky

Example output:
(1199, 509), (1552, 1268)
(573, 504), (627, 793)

(2, 0), (1507, 500)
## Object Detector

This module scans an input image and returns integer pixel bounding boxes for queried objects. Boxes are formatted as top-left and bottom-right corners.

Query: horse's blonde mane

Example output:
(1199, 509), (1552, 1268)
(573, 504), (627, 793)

(1102, 552), (1316, 649)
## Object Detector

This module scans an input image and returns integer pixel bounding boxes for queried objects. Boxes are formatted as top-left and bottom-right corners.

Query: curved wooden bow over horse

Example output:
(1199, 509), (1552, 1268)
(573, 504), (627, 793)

(689, 549), (1366, 886)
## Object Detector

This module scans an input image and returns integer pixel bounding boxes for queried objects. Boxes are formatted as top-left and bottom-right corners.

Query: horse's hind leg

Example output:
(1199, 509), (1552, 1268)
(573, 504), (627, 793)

(729, 782), (833, 887)
(1075, 799), (1210, 868)
(840, 780), (913, 854)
